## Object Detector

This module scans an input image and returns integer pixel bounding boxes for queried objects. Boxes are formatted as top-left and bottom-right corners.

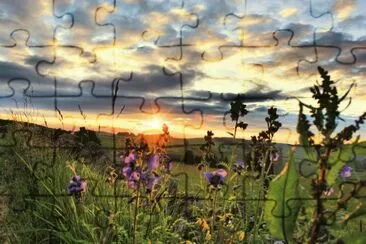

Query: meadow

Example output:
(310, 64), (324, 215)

(1, 67), (366, 243)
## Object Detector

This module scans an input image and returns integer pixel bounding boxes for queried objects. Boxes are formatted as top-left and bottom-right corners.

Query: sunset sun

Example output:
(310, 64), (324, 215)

(146, 117), (164, 130)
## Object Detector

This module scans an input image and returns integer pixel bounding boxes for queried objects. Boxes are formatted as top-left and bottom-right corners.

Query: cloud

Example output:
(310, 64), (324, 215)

(333, 0), (357, 21)
(279, 8), (298, 18)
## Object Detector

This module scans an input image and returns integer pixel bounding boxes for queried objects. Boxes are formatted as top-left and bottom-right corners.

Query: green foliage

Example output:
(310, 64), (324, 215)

(344, 198), (366, 223)
(264, 149), (300, 242)
(337, 232), (366, 244)
(326, 160), (345, 186)
(74, 127), (101, 145)
(296, 66), (366, 242)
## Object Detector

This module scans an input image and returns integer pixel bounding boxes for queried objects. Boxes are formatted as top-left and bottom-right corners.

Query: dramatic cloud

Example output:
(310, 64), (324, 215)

(0, 0), (365, 142)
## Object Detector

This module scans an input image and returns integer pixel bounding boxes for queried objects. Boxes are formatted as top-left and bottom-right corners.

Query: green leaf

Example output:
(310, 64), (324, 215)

(264, 149), (300, 243)
(338, 232), (366, 244)
(326, 160), (344, 186)
(327, 142), (357, 185)
(344, 201), (366, 222)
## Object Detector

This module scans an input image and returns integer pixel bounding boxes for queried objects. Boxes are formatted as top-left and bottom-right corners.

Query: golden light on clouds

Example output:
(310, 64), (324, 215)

(1, 0), (365, 144)
(333, 0), (356, 21)
(279, 8), (298, 18)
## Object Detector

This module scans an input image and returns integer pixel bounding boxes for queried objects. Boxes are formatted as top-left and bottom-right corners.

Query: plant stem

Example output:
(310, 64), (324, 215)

(211, 190), (218, 238)
(309, 148), (330, 243)
(133, 181), (140, 244)
(230, 120), (238, 166)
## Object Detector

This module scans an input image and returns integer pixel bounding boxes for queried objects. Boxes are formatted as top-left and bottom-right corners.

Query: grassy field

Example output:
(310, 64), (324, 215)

(1, 120), (366, 243)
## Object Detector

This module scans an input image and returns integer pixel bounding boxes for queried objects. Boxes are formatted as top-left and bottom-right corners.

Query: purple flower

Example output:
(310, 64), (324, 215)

(127, 179), (138, 189)
(323, 188), (334, 197)
(67, 175), (87, 194)
(204, 169), (227, 187)
(270, 151), (280, 162)
(121, 152), (136, 165)
(339, 165), (352, 180)
(146, 176), (160, 191)
(233, 161), (247, 174)
(122, 166), (132, 178)
(130, 171), (141, 181)
(126, 171), (141, 189)
(148, 154), (160, 171)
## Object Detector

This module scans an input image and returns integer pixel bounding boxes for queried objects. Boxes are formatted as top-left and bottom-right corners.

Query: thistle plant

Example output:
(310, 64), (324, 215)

(264, 66), (366, 243)
(296, 67), (366, 242)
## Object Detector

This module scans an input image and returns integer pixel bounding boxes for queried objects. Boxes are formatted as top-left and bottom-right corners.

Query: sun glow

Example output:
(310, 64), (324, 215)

(145, 117), (164, 130)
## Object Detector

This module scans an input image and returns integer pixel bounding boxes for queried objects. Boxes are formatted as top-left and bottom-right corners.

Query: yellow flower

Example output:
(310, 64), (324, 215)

(205, 231), (212, 241)
(237, 231), (245, 241)
(196, 217), (210, 231)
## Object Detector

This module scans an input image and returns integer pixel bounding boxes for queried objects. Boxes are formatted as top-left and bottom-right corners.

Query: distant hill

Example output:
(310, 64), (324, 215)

(1, 119), (366, 173)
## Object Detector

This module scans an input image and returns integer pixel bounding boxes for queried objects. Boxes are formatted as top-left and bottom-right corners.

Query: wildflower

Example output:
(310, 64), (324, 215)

(148, 154), (159, 171)
(146, 175), (160, 192)
(120, 152), (136, 165)
(161, 154), (173, 172)
(205, 231), (212, 241)
(233, 161), (247, 174)
(270, 151), (280, 162)
(196, 217), (210, 231)
(67, 175), (87, 202)
(237, 231), (245, 241)
(127, 172), (139, 189)
(339, 165), (352, 180)
(127, 179), (138, 189)
(204, 169), (227, 187)
(323, 187), (334, 196)
(122, 166), (133, 178)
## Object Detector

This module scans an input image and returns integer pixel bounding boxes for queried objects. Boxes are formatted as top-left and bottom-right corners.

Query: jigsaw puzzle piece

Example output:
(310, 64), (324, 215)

(0, 30), (57, 119)
(0, 0), (69, 46)
(51, 80), (117, 130)
(139, 0), (200, 62)
(35, 45), (133, 99)
(97, 0), (201, 64)
(297, 45), (360, 104)
(310, 0), (366, 64)
(201, 0), (332, 63)
(205, 28), (318, 94)
(53, 0), (116, 61)
(96, 64), (211, 119)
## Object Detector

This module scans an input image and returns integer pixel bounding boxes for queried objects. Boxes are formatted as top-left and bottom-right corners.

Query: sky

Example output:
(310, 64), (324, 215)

(0, 0), (365, 144)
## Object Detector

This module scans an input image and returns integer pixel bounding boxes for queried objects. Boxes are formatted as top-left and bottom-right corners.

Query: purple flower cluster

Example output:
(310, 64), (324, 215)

(339, 165), (352, 181)
(121, 152), (144, 190)
(67, 175), (87, 202)
(121, 152), (172, 192)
